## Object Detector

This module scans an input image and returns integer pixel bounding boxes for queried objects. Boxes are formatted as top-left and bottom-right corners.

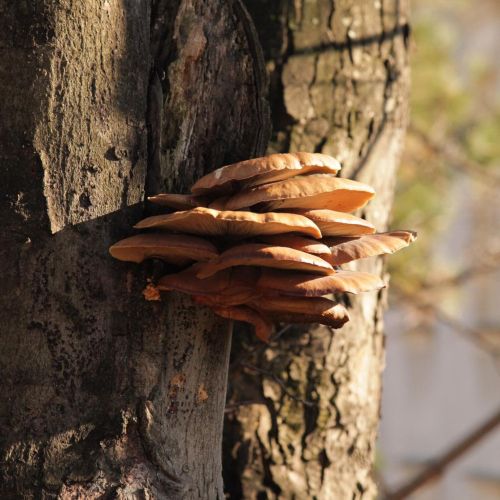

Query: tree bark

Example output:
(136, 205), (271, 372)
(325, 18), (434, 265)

(223, 1), (410, 498)
(0, 1), (269, 498)
(1, 0), (409, 498)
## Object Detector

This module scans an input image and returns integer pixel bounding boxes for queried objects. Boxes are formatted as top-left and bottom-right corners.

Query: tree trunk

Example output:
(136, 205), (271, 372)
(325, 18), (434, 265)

(0, 1), (269, 498)
(223, 1), (410, 498)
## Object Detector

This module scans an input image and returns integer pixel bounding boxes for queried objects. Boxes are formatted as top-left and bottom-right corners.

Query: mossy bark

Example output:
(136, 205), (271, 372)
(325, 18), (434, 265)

(223, 1), (410, 498)
(0, 1), (269, 498)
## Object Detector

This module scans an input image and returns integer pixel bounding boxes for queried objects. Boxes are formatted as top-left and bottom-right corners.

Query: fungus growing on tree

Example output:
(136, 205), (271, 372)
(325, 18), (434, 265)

(109, 233), (218, 265)
(324, 230), (417, 265)
(259, 234), (332, 262)
(157, 265), (260, 305)
(191, 152), (341, 195)
(110, 152), (415, 341)
(290, 209), (376, 236)
(256, 269), (386, 296)
(195, 243), (334, 279)
(204, 305), (274, 342)
(222, 175), (375, 211)
(134, 207), (321, 238)
(147, 193), (207, 210)
(249, 295), (349, 329)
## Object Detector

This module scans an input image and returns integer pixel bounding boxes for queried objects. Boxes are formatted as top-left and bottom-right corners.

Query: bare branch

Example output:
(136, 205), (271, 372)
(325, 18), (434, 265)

(385, 407), (500, 500)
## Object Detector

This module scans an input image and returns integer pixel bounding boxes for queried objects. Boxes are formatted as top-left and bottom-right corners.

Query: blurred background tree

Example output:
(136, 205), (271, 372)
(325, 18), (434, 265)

(390, 0), (500, 284)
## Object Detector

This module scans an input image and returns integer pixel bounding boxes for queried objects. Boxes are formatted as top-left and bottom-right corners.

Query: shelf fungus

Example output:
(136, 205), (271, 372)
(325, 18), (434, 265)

(110, 152), (416, 341)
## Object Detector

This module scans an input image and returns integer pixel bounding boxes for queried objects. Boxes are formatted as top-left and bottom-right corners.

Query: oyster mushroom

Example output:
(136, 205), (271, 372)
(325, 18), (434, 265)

(108, 148), (417, 342)
(209, 305), (275, 342)
(291, 209), (375, 236)
(134, 207), (322, 238)
(223, 175), (375, 212)
(257, 269), (386, 296)
(325, 230), (417, 265)
(208, 196), (230, 210)
(148, 193), (206, 210)
(191, 152), (341, 195)
(158, 264), (260, 305)
(249, 295), (349, 329)
(259, 234), (332, 261)
(195, 243), (334, 279)
(109, 233), (218, 266)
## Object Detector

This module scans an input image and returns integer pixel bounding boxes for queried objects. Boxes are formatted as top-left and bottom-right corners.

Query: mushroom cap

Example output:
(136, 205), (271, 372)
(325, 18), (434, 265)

(250, 295), (349, 328)
(291, 209), (375, 236)
(148, 193), (206, 210)
(157, 264), (260, 305)
(259, 234), (332, 261)
(223, 175), (375, 212)
(191, 152), (341, 195)
(207, 196), (230, 210)
(325, 230), (417, 265)
(210, 305), (274, 342)
(109, 233), (218, 266)
(257, 268), (386, 296)
(134, 207), (322, 238)
(195, 243), (334, 279)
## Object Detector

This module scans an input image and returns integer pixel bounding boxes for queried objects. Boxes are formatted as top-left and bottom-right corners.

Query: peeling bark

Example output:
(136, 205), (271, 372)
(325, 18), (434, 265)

(0, 1), (269, 498)
(224, 1), (410, 498)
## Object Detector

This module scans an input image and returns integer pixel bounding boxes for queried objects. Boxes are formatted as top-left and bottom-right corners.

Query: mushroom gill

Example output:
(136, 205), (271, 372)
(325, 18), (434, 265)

(259, 234), (332, 261)
(147, 193), (207, 210)
(109, 151), (416, 341)
(134, 207), (322, 238)
(158, 265), (260, 306)
(289, 209), (376, 236)
(109, 233), (218, 266)
(209, 305), (274, 342)
(249, 295), (349, 329)
(256, 269), (386, 296)
(191, 152), (341, 195)
(223, 175), (375, 212)
(325, 230), (417, 265)
(195, 243), (334, 279)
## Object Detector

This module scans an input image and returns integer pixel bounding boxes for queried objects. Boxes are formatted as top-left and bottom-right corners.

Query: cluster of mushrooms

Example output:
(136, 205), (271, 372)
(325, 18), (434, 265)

(110, 153), (415, 342)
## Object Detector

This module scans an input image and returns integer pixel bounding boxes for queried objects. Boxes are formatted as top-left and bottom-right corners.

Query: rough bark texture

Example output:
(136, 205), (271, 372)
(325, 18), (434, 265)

(223, 1), (410, 498)
(0, 1), (269, 498)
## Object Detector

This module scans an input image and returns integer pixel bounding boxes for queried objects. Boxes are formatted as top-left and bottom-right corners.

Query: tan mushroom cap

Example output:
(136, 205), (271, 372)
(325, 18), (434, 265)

(134, 207), (322, 238)
(191, 152), (341, 195)
(259, 234), (332, 261)
(191, 292), (259, 308)
(250, 296), (349, 329)
(257, 268), (386, 296)
(148, 193), (206, 210)
(325, 230), (417, 265)
(109, 233), (218, 266)
(158, 265), (260, 305)
(207, 196), (230, 210)
(210, 305), (274, 342)
(291, 209), (375, 236)
(223, 175), (375, 212)
(195, 243), (334, 279)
